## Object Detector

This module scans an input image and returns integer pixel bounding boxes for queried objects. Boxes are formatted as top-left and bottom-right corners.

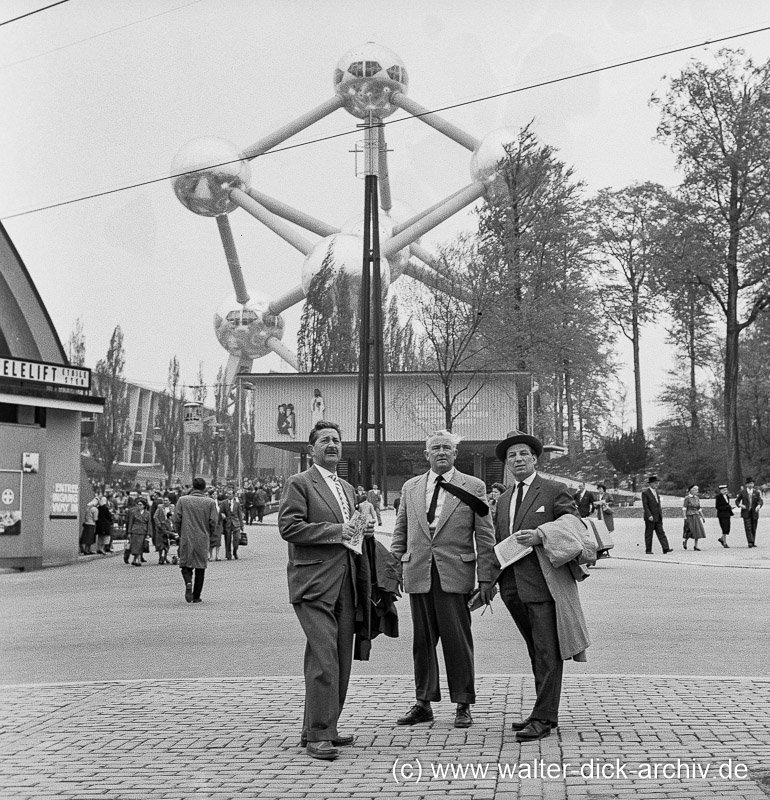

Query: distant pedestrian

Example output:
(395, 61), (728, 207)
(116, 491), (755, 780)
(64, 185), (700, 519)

(487, 482), (506, 520)
(715, 484), (733, 548)
(254, 485), (268, 523)
(173, 477), (219, 604)
(682, 485), (706, 551)
(736, 477), (763, 548)
(573, 482), (595, 518)
(125, 498), (150, 566)
(595, 484), (615, 533)
(80, 498), (98, 554)
(641, 475), (672, 555)
(367, 484), (383, 526)
(220, 489), (244, 560)
(95, 496), (113, 554)
(153, 496), (173, 564)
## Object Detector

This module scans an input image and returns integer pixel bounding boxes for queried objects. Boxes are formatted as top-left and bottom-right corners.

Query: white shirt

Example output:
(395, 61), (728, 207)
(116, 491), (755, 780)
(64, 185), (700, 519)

(315, 464), (350, 520)
(509, 472), (537, 535)
(426, 468), (455, 530)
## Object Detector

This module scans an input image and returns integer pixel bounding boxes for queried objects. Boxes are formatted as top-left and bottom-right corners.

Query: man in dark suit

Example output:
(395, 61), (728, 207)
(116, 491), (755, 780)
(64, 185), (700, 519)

(220, 489), (244, 560)
(278, 421), (374, 762)
(492, 430), (591, 742)
(573, 482), (595, 518)
(391, 430), (496, 730)
(715, 484), (733, 547)
(736, 477), (763, 548)
(641, 475), (672, 555)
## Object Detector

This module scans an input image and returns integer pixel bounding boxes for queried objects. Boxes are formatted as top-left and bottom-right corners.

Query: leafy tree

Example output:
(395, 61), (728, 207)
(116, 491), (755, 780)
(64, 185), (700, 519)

(475, 123), (615, 453)
(604, 429), (649, 479)
(652, 49), (770, 489)
(91, 326), (131, 482)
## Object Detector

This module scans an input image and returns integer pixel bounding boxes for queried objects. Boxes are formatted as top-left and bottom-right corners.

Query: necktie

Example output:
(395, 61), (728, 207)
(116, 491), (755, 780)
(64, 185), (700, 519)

(331, 474), (350, 523)
(513, 482), (525, 529)
(427, 474), (444, 524)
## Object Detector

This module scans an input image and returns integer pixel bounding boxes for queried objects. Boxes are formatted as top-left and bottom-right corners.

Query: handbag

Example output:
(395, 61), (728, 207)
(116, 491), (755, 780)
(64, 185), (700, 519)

(240, 530), (248, 546)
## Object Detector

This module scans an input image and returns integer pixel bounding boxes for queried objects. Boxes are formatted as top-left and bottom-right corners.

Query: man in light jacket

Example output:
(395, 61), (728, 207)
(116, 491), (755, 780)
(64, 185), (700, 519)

(492, 430), (592, 742)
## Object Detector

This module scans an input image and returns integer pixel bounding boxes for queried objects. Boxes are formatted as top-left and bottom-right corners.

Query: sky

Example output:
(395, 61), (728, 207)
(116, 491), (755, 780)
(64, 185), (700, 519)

(2, 0), (770, 431)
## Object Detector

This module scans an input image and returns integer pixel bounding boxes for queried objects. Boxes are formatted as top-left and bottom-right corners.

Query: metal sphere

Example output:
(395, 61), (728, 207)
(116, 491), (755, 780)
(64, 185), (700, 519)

(470, 127), (518, 185)
(170, 136), (251, 217)
(334, 42), (408, 120)
(340, 212), (407, 279)
(382, 200), (419, 279)
(301, 234), (391, 305)
(213, 291), (284, 360)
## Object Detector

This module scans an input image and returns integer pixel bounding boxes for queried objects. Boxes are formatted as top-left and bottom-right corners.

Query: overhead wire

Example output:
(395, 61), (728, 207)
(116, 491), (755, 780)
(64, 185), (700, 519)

(0, 0), (70, 27)
(2, 21), (770, 223)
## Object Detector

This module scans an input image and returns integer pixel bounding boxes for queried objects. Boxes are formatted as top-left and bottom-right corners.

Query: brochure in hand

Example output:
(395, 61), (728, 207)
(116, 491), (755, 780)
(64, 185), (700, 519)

(343, 510), (367, 554)
(493, 535), (533, 571)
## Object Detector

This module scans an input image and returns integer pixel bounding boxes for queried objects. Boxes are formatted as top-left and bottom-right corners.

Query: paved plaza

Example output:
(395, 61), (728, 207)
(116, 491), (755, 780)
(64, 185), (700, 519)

(2, 511), (770, 799)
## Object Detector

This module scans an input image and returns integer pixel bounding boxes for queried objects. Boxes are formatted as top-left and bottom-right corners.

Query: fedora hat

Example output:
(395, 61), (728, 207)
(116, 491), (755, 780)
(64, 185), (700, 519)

(495, 430), (543, 462)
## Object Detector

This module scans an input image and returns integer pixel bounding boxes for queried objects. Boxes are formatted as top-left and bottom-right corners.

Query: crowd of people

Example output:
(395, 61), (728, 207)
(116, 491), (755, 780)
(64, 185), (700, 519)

(79, 475), (286, 559)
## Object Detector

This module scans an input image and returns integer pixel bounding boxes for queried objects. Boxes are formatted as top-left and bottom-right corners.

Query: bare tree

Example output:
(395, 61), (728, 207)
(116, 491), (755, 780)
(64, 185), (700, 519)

(155, 356), (185, 486)
(66, 318), (86, 367)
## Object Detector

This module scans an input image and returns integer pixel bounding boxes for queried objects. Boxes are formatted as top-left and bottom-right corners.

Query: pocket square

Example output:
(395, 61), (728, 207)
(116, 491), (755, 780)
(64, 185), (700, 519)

(535, 506), (546, 512)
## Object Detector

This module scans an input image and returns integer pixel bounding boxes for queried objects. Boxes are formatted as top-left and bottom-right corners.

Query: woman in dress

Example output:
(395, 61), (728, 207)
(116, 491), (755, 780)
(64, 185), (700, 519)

(153, 496), (173, 565)
(682, 484), (706, 551)
(310, 388), (325, 425)
(125, 497), (151, 566)
(595, 483), (615, 533)
(209, 491), (224, 561)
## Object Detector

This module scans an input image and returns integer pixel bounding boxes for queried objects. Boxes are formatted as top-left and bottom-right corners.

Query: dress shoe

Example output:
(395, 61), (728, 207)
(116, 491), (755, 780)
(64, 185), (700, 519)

(192, 598), (202, 604)
(306, 741), (339, 761)
(718, 538), (727, 548)
(300, 734), (354, 747)
(516, 718), (552, 742)
(511, 717), (557, 732)
(664, 549), (673, 554)
(184, 583), (193, 603)
(454, 704), (472, 728)
(396, 704), (434, 725)
(693, 546), (701, 551)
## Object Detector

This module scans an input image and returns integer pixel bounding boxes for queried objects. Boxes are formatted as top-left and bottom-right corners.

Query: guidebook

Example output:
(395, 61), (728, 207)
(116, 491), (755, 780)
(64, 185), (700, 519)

(493, 535), (533, 571)
(342, 510), (367, 554)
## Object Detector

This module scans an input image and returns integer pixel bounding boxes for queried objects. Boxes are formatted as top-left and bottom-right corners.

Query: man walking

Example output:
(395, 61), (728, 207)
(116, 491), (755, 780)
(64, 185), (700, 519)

(641, 475), (672, 555)
(492, 430), (592, 742)
(736, 477), (763, 548)
(220, 489), (244, 559)
(173, 477), (219, 604)
(391, 430), (496, 729)
(254, 483), (268, 523)
(367, 484), (383, 526)
(278, 421), (374, 762)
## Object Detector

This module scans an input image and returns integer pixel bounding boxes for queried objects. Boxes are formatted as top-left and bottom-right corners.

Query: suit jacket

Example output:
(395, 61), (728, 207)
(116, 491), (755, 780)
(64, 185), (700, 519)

(715, 492), (734, 518)
(278, 465), (362, 605)
(736, 488), (763, 519)
(641, 487), (663, 522)
(220, 498), (244, 533)
(573, 489), (595, 518)
(390, 469), (496, 595)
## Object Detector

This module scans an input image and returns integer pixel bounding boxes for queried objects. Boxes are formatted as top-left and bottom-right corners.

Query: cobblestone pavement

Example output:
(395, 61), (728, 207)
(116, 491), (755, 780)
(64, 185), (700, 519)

(2, 674), (769, 800)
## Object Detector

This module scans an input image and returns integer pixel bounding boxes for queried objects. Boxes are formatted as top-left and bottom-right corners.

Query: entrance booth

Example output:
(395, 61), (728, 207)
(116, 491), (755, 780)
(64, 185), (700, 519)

(0, 220), (104, 570)
(0, 357), (104, 570)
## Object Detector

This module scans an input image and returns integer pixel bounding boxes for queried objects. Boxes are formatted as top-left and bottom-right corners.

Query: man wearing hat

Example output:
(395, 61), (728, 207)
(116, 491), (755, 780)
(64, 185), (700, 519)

(492, 430), (591, 742)
(714, 484), (733, 548)
(736, 477), (763, 548)
(641, 476), (672, 555)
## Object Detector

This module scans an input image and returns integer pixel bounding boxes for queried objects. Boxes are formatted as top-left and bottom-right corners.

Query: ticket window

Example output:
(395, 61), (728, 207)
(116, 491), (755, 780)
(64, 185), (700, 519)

(0, 402), (45, 426)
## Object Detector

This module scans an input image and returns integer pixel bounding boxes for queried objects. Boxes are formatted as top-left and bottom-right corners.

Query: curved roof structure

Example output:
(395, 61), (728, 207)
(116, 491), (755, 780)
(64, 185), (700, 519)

(0, 221), (66, 363)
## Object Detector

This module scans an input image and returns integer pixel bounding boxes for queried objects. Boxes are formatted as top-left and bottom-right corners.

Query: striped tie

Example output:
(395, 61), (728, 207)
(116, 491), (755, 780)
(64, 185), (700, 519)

(331, 474), (350, 522)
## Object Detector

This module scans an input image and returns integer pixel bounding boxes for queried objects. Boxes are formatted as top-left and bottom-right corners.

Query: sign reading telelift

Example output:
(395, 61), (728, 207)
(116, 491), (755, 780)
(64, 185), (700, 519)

(0, 356), (90, 390)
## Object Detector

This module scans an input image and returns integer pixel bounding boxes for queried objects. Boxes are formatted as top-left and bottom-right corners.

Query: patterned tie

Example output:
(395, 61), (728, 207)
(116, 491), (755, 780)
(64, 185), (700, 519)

(331, 474), (350, 523)
(427, 474), (444, 524)
(512, 481), (525, 530)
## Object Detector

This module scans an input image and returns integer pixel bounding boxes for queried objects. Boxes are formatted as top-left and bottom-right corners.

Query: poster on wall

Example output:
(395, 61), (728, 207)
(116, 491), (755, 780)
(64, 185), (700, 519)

(0, 471), (22, 536)
(22, 452), (39, 473)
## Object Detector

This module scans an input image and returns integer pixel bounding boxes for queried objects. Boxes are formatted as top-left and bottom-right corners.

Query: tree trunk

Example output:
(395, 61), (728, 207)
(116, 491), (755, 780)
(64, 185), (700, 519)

(688, 296), (698, 431)
(724, 171), (742, 491)
(564, 362), (576, 461)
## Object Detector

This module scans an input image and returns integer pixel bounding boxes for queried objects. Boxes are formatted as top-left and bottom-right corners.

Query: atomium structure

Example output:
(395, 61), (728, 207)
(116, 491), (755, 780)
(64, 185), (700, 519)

(171, 42), (517, 386)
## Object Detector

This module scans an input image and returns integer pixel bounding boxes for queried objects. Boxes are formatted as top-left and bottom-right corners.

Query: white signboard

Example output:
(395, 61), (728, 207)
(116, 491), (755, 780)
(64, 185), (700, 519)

(0, 356), (90, 390)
